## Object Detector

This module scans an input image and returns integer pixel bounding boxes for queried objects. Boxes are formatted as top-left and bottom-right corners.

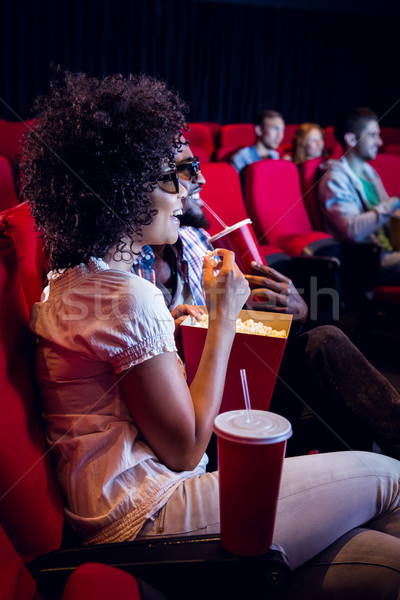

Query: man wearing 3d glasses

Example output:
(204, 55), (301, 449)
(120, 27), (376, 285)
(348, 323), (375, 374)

(132, 137), (400, 461)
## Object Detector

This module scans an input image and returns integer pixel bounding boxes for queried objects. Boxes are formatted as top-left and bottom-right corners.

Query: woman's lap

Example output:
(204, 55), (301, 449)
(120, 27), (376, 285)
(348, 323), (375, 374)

(274, 450), (400, 568)
(137, 450), (400, 593)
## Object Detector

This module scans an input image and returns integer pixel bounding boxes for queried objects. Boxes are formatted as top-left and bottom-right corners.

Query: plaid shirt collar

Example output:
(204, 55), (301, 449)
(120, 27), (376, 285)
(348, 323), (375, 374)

(132, 227), (210, 307)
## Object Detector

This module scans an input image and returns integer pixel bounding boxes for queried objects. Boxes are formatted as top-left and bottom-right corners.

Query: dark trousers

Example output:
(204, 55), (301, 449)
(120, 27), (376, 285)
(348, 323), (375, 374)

(270, 325), (400, 459)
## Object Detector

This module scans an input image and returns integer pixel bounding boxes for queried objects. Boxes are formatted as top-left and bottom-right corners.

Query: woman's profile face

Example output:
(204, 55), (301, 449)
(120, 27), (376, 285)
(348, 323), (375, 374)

(141, 168), (188, 246)
(304, 128), (324, 159)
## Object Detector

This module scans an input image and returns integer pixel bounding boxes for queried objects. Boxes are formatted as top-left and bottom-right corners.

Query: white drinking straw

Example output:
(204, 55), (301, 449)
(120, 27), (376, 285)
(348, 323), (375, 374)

(240, 368), (252, 422)
(202, 201), (228, 229)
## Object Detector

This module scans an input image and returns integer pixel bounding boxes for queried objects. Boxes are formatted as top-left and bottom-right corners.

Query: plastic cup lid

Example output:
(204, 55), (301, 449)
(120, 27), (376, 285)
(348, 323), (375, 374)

(213, 410), (292, 445)
(208, 219), (252, 243)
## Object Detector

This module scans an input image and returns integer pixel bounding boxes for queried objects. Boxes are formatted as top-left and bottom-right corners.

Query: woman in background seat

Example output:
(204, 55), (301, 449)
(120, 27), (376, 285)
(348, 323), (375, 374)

(292, 122), (325, 165)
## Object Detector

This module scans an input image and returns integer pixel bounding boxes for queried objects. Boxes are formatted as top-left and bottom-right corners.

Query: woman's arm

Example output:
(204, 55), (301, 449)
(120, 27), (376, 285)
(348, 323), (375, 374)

(120, 250), (250, 472)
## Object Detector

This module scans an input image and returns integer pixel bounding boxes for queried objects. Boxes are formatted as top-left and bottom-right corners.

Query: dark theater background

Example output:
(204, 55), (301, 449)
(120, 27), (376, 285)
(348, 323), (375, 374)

(1, 0), (399, 127)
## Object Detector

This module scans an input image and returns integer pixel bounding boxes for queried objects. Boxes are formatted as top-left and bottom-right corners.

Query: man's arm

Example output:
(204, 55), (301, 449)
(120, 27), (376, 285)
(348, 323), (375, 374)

(230, 146), (252, 173)
(318, 166), (400, 242)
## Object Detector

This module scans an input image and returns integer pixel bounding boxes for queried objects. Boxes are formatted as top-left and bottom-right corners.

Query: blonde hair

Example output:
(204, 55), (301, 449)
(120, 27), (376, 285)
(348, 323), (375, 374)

(292, 123), (324, 165)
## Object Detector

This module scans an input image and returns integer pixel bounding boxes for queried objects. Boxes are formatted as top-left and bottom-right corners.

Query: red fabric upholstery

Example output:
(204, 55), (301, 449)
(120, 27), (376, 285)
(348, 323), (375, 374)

(384, 143), (400, 156)
(0, 156), (19, 212)
(298, 157), (326, 231)
(380, 126), (400, 150)
(0, 525), (40, 600)
(322, 126), (342, 158)
(197, 121), (221, 148)
(0, 204), (64, 562)
(0, 524), (146, 600)
(213, 145), (243, 163)
(200, 162), (284, 259)
(372, 286), (400, 303)
(219, 123), (255, 148)
(323, 126), (336, 154)
(61, 563), (142, 600)
(280, 123), (299, 149)
(0, 203), (47, 314)
(244, 160), (332, 255)
(200, 162), (248, 235)
(0, 119), (37, 168)
(188, 145), (210, 165)
(369, 154), (400, 197)
(283, 231), (332, 255)
(186, 123), (214, 159)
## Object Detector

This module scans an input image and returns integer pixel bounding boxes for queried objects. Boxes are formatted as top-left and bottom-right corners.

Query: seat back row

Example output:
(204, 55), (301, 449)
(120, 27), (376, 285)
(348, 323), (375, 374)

(187, 122), (400, 163)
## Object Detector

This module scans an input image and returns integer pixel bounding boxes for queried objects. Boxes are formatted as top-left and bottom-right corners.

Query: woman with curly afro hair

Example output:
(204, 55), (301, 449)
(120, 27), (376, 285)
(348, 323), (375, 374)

(26, 70), (250, 543)
(26, 72), (400, 599)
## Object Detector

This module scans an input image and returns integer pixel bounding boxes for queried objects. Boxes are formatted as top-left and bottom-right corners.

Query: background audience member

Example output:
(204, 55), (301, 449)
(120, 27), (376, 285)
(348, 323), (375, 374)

(318, 107), (400, 285)
(292, 122), (325, 165)
(230, 109), (285, 176)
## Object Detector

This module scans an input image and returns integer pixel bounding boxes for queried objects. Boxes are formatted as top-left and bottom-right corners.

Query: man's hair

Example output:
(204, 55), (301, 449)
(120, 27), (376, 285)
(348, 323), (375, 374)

(334, 107), (378, 149)
(254, 109), (284, 127)
(22, 70), (187, 270)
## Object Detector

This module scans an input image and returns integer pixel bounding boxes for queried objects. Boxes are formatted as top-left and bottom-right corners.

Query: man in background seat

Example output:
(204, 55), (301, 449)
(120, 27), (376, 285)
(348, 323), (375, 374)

(230, 109), (285, 178)
(318, 107), (400, 285)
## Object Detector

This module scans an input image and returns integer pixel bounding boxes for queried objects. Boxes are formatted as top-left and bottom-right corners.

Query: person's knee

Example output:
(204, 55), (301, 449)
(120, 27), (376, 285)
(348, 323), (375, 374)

(308, 324), (348, 345)
(274, 527), (400, 600)
(304, 325), (351, 362)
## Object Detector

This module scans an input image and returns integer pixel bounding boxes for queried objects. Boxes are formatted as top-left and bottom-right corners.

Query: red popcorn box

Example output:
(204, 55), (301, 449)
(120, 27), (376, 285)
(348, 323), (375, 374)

(181, 308), (292, 414)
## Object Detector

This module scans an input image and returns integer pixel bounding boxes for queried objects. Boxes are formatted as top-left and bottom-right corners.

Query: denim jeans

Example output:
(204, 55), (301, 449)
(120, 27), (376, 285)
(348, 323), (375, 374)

(137, 451), (400, 598)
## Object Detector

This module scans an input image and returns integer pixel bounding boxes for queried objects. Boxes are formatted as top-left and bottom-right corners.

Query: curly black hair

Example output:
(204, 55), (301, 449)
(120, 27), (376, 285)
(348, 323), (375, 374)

(22, 70), (187, 270)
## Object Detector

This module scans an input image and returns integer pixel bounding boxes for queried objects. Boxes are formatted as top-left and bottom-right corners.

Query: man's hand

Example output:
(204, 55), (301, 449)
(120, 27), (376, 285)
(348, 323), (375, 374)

(244, 261), (308, 324)
(171, 304), (204, 359)
(171, 304), (204, 326)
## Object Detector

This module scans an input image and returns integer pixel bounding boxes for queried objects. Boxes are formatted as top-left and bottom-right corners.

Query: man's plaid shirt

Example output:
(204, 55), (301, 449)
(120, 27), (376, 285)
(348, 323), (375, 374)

(132, 227), (211, 308)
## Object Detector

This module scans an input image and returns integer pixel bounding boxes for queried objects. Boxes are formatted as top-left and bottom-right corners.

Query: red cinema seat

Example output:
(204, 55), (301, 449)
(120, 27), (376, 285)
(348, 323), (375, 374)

(188, 121), (221, 149)
(0, 525), (39, 600)
(219, 123), (255, 149)
(200, 162), (286, 262)
(244, 160), (336, 257)
(188, 145), (210, 165)
(380, 126), (400, 151)
(0, 156), (19, 212)
(199, 121), (221, 148)
(0, 202), (47, 314)
(369, 153), (400, 197)
(281, 124), (299, 148)
(214, 144), (244, 162)
(0, 119), (37, 168)
(298, 157), (326, 231)
(186, 123), (214, 160)
(323, 126), (342, 159)
(384, 143), (400, 156)
(215, 124), (256, 163)
(0, 202), (291, 599)
(0, 207), (64, 563)
(278, 124), (299, 157)
(0, 524), (158, 600)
